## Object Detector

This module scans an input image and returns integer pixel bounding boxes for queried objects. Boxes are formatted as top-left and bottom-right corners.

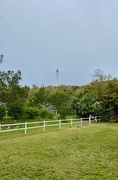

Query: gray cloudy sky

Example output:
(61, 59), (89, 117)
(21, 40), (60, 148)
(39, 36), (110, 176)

(0, 0), (118, 87)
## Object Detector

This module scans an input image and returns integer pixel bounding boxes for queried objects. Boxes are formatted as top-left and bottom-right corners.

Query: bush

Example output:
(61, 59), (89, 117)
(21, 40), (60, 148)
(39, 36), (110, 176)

(0, 106), (6, 120)
(58, 105), (72, 119)
(39, 109), (54, 119)
(8, 103), (24, 119)
(24, 107), (39, 119)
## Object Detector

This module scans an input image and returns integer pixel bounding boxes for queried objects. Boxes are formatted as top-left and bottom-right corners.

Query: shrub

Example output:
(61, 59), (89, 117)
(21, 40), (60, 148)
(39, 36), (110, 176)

(39, 109), (54, 119)
(24, 107), (39, 119)
(58, 105), (72, 119)
(0, 106), (6, 120)
(8, 103), (24, 119)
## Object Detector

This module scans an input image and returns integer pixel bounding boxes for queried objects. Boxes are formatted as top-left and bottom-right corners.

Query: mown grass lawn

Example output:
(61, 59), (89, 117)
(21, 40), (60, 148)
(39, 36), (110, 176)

(0, 123), (118, 180)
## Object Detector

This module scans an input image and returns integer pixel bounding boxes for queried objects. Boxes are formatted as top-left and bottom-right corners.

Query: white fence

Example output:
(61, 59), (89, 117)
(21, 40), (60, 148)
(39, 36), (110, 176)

(0, 116), (100, 135)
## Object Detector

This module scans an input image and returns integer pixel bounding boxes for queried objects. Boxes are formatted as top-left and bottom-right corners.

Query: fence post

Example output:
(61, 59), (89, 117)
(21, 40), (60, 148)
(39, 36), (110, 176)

(95, 116), (97, 122)
(8, 124), (11, 129)
(43, 120), (46, 131)
(59, 119), (61, 129)
(89, 116), (91, 124)
(24, 122), (27, 134)
(81, 118), (82, 125)
(71, 118), (73, 127)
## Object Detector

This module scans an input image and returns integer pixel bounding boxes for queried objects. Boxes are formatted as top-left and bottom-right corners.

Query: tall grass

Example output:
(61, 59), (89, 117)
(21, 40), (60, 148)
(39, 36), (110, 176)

(0, 123), (118, 180)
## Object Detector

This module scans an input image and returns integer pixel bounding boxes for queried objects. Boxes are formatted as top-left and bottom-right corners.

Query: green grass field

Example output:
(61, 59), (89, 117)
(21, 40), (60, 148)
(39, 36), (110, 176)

(0, 123), (118, 180)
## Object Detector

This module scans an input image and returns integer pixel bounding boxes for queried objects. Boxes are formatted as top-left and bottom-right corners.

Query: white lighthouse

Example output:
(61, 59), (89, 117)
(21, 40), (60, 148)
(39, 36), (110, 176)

(56, 68), (59, 87)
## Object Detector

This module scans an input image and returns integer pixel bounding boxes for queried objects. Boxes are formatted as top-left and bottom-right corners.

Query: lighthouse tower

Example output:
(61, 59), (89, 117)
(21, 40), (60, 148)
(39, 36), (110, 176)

(56, 68), (59, 87)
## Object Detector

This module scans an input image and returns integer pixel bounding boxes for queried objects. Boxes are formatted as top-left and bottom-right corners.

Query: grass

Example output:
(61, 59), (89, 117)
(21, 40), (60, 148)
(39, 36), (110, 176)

(0, 123), (118, 180)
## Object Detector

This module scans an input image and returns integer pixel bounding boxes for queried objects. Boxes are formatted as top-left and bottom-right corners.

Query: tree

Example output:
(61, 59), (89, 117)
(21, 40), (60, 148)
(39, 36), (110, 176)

(0, 70), (23, 104)
(89, 69), (112, 101)
(7, 85), (30, 105)
(92, 69), (107, 82)
(0, 106), (6, 120)
(8, 103), (24, 119)
(39, 109), (54, 119)
(24, 107), (39, 119)
(0, 57), (30, 114)
(48, 90), (72, 117)
(72, 90), (101, 117)
(100, 78), (118, 121)
(89, 69), (118, 121)
(92, 69), (112, 82)
(27, 87), (50, 109)
(0, 70), (22, 87)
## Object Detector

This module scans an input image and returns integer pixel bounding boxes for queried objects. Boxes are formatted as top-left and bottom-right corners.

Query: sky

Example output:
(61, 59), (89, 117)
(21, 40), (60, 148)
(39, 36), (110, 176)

(0, 0), (118, 87)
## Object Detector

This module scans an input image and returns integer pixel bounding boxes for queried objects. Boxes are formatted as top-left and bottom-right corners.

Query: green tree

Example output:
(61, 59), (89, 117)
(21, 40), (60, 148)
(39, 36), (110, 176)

(48, 90), (72, 117)
(24, 107), (39, 119)
(89, 70), (118, 121)
(39, 109), (54, 119)
(0, 70), (22, 104)
(0, 70), (21, 87)
(0, 106), (6, 120)
(8, 103), (24, 119)
(72, 91), (101, 117)
(100, 78), (118, 121)
(27, 87), (49, 108)
(90, 69), (112, 100)
(7, 85), (30, 105)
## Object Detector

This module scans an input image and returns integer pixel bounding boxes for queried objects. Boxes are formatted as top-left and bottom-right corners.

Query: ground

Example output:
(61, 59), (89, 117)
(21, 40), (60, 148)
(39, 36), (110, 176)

(0, 123), (118, 180)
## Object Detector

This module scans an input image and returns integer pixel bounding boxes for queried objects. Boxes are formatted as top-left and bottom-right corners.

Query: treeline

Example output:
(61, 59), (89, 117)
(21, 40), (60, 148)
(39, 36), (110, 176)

(0, 57), (118, 122)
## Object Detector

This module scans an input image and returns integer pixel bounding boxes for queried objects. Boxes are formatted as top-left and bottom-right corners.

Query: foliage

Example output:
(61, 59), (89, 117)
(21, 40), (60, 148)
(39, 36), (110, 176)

(0, 70), (22, 87)
(24, 107), (39, 119)
(0, 70), (24, 105)
(23, 107), (39, 119)
(0, 106), (6, 120)
(92, 68), (112, 82)
(6, 85), (30, 105)
(48, 90), (72, 117)
(27, 87), (73, 118)
(39, 109), (54, 119)
(58, 105), (72, 119)
(100, 78), (118, 121)
(27, 87), (50, 108)
(90, 69), (112, 100)
(1, 57), (118, 122)
(72, 90), (101, 117)
(88, 70), (118, 121)
(8, 103), (24, 119)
